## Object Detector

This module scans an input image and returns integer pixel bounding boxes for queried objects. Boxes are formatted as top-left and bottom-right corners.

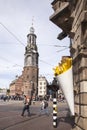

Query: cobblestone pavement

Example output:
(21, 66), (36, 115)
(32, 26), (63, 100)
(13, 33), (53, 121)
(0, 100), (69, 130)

(0, 100), (75, 130)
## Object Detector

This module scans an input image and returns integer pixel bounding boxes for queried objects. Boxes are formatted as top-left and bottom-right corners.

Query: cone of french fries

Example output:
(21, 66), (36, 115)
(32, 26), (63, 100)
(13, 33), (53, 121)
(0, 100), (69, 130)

(53, 56), (74, 115)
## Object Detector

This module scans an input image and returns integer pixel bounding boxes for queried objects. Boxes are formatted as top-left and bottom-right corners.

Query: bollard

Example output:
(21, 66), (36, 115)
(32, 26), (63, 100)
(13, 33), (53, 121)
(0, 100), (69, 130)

(47, 77), (59, 128)
(53, 97), (57, 128)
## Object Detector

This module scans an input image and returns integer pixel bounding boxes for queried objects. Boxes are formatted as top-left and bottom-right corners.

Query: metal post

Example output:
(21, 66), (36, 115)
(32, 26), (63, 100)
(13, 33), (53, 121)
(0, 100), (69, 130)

(47, 77), (59, 128)
(53, 92), (57, 128)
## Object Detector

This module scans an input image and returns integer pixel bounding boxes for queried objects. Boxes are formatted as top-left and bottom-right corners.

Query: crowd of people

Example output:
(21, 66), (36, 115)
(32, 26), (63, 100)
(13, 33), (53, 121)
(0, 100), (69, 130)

(0, 95), (24, 101)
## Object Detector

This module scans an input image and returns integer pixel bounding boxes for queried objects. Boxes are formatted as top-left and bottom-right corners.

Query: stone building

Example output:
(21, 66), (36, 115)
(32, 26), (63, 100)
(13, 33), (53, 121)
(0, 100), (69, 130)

(10, 26), (39, 99)
(50, 0), (87, 130)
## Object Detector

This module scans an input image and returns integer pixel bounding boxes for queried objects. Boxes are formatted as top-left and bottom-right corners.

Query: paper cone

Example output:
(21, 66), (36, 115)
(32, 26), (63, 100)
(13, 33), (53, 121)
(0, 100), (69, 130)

(56, 67), (74, 115)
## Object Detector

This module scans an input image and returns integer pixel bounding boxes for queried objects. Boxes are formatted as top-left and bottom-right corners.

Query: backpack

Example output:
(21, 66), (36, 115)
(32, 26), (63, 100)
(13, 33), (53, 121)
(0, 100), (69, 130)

(44, 101), (48, 108)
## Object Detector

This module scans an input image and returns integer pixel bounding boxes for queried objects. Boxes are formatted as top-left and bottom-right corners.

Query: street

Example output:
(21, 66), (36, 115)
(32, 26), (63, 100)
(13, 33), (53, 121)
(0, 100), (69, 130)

(0, 100), (74, 130)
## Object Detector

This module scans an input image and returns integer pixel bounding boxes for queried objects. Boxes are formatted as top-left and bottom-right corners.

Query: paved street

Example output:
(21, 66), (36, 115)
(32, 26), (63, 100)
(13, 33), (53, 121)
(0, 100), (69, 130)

(0, 100), (74, 130)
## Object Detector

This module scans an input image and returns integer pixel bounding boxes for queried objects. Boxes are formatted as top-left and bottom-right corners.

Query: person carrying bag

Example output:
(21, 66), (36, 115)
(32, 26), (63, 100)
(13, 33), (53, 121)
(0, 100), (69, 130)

(21, 95), (31, 117)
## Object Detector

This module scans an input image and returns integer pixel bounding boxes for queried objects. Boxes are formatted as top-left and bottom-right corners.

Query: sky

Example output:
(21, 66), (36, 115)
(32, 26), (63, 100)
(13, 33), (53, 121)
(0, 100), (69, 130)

(0, 0), (70, 89)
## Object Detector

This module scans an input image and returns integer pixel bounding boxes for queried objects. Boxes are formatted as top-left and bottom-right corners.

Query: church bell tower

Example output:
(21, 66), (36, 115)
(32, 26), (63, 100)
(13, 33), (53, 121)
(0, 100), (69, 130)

(23, 26), (39, 98)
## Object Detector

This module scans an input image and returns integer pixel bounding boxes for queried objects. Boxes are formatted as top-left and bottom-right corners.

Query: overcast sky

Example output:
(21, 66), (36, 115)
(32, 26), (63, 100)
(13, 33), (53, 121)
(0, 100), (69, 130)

(0, 0), (70, 89)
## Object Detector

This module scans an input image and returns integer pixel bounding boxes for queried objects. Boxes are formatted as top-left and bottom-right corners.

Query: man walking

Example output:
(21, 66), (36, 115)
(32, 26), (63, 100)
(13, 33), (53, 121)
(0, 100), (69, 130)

(44, 100), (49, 115)
(21, 95), (31, 117)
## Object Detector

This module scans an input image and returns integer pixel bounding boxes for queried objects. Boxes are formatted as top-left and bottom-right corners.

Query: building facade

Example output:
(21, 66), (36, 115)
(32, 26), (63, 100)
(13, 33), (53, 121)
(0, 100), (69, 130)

(50, 0), (87, 130)
(10, 75), (23, 96)
(9, 80), (16, 96)
(38, 76), (48, 99)
(0, 88), (7, 96)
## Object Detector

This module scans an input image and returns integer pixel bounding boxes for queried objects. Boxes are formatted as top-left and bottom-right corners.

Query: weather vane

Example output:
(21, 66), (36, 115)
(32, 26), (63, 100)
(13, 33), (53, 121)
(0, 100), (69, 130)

(32, 16), (34, 27)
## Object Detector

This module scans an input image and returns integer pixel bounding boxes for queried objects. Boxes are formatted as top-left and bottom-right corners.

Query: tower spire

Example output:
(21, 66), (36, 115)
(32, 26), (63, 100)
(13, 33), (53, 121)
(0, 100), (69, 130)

(30, 16), (35, 34)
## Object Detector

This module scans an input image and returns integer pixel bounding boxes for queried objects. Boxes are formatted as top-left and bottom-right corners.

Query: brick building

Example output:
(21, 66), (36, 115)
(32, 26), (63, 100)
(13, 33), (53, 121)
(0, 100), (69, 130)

(9, 75), (23, 96)
(50, 0), (87, 130)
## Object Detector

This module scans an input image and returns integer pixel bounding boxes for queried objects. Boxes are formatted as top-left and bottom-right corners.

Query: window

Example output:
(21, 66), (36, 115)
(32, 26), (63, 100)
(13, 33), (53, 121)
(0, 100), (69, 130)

(40, 82), (42, 85)
(59, 1), (61, 7)
(27, 75), (29, 79)
(44, 82), (46, 85)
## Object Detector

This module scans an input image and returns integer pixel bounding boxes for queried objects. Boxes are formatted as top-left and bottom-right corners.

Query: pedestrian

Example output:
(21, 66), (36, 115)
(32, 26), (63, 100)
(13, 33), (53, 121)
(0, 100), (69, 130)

(21, 95), (31, 117)
(39, 100), (44, 116)
(44, 100), (49, 115)
(39, 100), (49, 116)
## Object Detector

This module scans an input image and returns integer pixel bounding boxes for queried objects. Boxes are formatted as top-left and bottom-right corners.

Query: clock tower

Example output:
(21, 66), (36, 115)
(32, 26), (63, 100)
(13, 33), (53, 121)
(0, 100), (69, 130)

(22, 26), (39, 99)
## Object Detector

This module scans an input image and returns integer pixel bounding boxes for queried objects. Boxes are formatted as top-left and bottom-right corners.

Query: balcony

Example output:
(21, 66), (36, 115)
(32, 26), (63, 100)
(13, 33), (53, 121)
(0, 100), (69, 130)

(50, 1), (74, 34)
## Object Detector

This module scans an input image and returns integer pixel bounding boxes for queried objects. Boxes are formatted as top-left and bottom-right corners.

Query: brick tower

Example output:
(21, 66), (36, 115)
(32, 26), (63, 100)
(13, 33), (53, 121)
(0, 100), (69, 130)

(22, 26), (39, 99)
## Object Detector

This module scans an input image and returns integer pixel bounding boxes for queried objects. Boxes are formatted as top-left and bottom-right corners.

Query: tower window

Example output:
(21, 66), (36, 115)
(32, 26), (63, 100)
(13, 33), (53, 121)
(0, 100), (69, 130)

(29, 36), (31, 43)
(27, 75), (29, 79)
(25, 86), (27, 88)
(59, 2), (61, 7)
